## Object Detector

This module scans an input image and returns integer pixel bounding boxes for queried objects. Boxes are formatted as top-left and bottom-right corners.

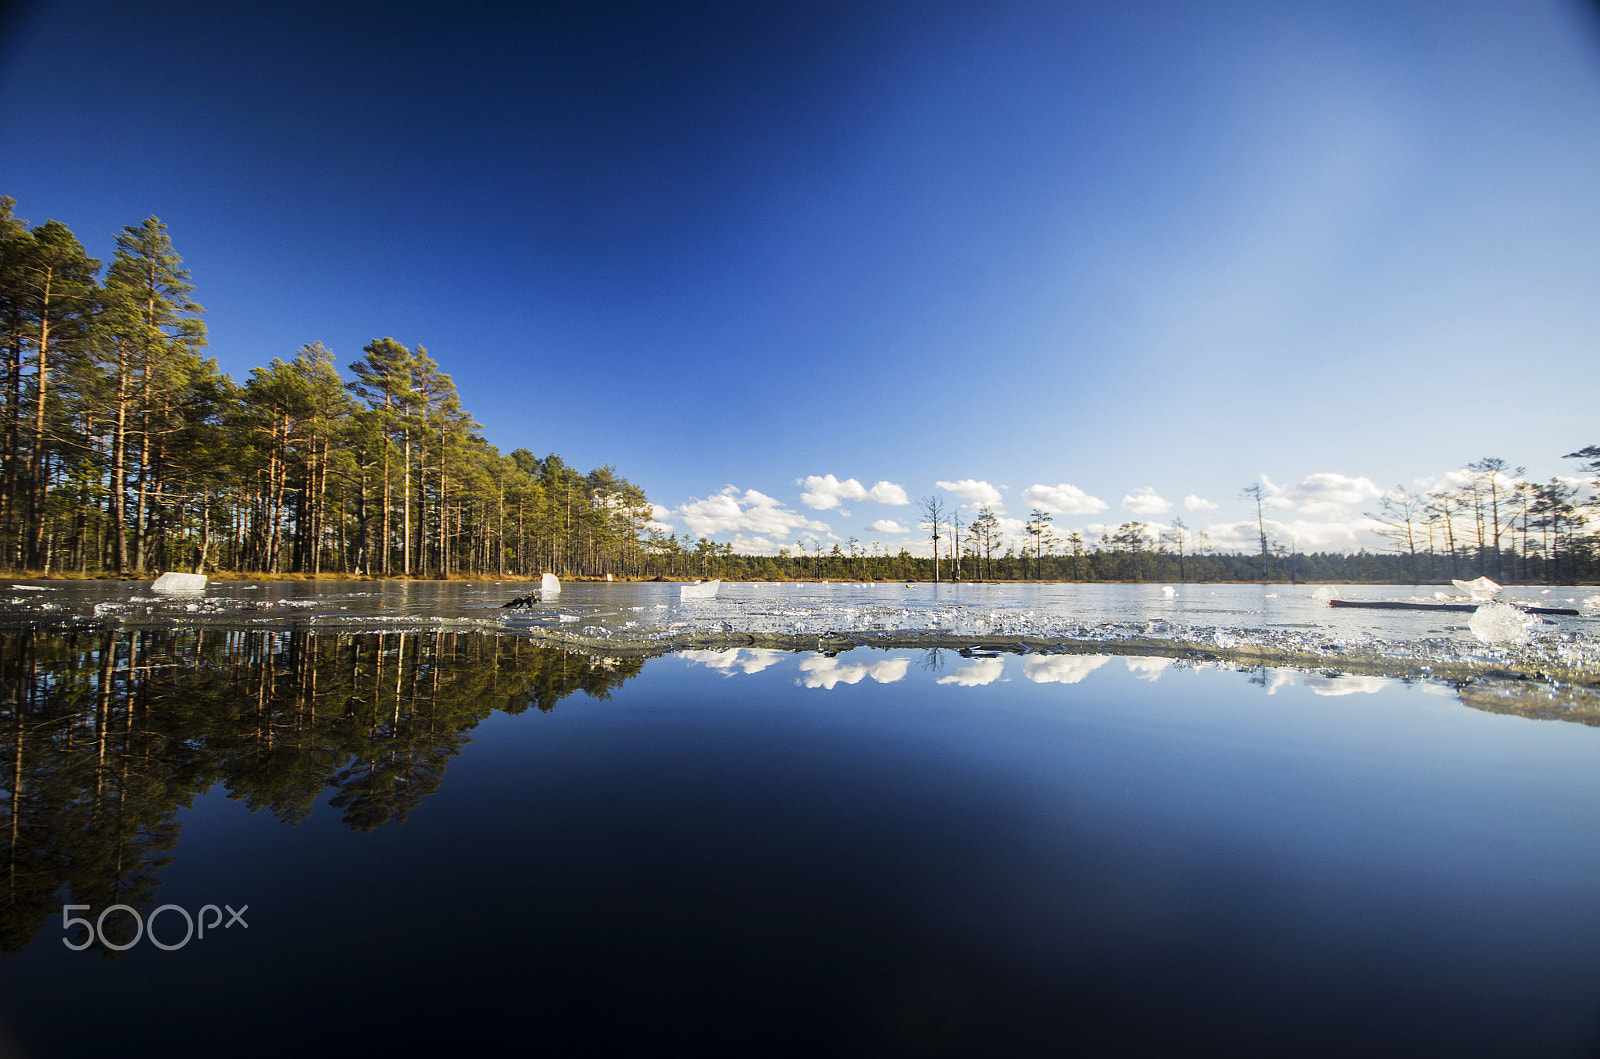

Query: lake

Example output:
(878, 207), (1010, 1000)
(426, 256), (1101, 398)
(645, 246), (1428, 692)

(0, 580), (1597, 1056)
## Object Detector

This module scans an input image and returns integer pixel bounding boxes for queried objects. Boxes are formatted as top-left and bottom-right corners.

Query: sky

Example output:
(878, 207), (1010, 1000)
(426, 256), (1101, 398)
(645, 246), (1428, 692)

(1, 0), (1598, 558)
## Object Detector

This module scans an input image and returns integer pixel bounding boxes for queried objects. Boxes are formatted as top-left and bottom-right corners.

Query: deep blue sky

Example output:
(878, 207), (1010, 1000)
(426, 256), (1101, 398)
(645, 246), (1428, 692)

(3, 0), (1598, 555)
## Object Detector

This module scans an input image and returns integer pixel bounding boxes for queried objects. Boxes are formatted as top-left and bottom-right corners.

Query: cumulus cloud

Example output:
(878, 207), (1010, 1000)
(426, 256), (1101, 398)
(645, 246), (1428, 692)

(1023, 655), (1110, 685)
(866, 519), (908, 534)
(1020, 483), (1108, 515)
(1090, 521), (1163, 544)
(1125, 657), (1172, 682)
(936, 479), (1005, 510)
(1204, 516), (1375, 552)
(1282, 472), (1383, 515)
(731, 534), (820, 555)
(675, 486), (831, 540)
(1122, 487), (1172, 515)
(797, 655), (911, 689)
(937, 658), (1006, 686)
(1256, 474), (1297, 509)
(645, 503), (676, 535)
(681, 648), (786, 676)
(798, 474), (909, 510)
(1184, 494), (1219, 511)
(1266, 670), (1388, 697)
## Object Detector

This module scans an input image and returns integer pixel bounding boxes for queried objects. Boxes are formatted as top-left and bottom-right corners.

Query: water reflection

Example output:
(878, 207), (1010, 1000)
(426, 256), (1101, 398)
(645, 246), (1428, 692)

(796, 655), (911, 689)
(936, 657), (1005, 686)
(0, 628), (642, 956)
(1125, 656), (1173, 681)
(1023, 654), (1111, 684)
(681, 647), (786, 675)
(1265, 670), (1392, 696)
(7, 629), (1596, 965)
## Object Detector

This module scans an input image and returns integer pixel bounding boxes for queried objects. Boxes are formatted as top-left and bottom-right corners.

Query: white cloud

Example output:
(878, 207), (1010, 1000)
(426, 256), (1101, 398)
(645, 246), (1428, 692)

(936, 479), (1005, 510)
(681, 648), (786, 676)
(1020, 483), (1108, 515)
(730, 534), (812, 555)
(1204, 516), (1377, 552)
(1089, 521), (1164, 544)
(797, 655), (911, 689)
(1184, 494), (1219, 511)
(1282, 472), (1383, 515)
(1122, 487), (1172, 515)
(1257, 474), (1297, 509)
(1266, 670), (1389, 697)
(1023, 655), (1110, 685)
(1126, 657), (1172, 682)
(675, 486), (830, 540)
(798, 474), (909, 510)
(937, 658), (1006, 686)
(866, 519), (908, 533)
(994, 515), (1029, 537)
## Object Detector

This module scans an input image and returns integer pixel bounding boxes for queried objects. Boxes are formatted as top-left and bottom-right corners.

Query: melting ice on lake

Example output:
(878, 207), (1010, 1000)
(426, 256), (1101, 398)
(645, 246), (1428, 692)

(1, 579), (1596, 684)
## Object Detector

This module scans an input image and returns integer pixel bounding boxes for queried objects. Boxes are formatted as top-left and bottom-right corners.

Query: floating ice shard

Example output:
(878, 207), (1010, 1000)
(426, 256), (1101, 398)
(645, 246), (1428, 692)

(1453, 576), (1500, 601)
(1161, 585), (1177, 598)
(541, 573), (561, 598)
(151, 571), (207, 595)
(1468, 601), (1535, 645)
(681, 579), (721, 600)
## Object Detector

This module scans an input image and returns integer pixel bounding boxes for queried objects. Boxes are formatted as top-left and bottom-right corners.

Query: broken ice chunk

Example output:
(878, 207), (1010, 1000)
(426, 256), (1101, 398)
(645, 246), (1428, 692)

(151, 572), (207, 595)
(1468, 601), (1535, 645)
(1452, 576), (1500, 601)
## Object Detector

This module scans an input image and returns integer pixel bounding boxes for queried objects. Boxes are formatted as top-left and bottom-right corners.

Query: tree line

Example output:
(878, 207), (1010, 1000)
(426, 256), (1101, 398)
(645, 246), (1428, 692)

(1357, 453), (1599, 585)
(679, 449), (1598, 585)
(0, 197), (659, 578)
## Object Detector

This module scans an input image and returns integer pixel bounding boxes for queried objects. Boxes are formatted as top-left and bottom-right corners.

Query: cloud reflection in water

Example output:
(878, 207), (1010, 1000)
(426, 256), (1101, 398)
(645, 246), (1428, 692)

(1023, 655), (1111, 685)
(1125, 657), (1173, 682)
(681, 648), (786, 675)
(797, 655), (911, 689)
(937, 658), (1006, 686)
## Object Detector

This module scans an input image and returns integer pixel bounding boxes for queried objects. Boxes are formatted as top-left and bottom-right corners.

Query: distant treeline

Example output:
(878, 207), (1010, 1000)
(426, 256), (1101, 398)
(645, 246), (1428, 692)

(0, 197), (659, 578)
(687, 450), (1599, 585)
(660, 541), (1597, 585)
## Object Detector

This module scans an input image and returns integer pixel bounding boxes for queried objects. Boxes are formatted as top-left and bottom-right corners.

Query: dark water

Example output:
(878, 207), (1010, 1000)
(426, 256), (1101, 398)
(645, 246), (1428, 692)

(2, 627), (1600, 1056)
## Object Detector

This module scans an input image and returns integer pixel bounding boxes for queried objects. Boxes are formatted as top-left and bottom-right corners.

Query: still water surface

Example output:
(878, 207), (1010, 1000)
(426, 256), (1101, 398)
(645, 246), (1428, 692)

(0, 584), (1598, 1055)
(4, 578), (1597, 665)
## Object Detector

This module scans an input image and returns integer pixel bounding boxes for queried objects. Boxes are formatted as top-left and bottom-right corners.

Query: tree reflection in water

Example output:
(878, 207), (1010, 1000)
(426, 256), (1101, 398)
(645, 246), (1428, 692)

(0, 628), (642, 955)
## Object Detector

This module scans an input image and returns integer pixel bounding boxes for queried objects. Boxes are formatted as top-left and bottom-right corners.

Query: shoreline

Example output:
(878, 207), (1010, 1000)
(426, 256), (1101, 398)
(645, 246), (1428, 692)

(2, 570), (1596, 589)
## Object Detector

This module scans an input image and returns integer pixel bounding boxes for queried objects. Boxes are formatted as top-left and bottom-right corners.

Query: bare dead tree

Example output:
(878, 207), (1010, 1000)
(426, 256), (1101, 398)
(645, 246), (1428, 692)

(918, 494), (946, 582)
